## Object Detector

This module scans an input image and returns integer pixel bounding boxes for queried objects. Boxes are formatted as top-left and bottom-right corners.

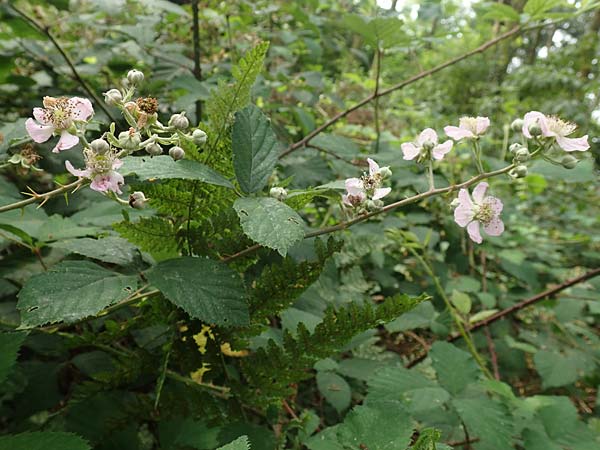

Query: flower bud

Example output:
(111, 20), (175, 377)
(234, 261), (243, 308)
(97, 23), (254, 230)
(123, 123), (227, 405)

(378, 166), (392, 179)
(514, 147), (530, 162)
(510, 118), (524, 132)
(145, 142), (163, 156)
(509, 143), (524, 153)
(90, 138), (110, 155)
(450, 198), (460, 208)
(192, 129), (208, 147)
(366, 199), (384, 211)
(103, 89), (123, 106)
(168, 112), (189, 130)
(127, 69), (144, 86)
(129, 191), (148, 209)
(528, 123), (542, 137)
(509, 165), (528, 178)
(118, 130), (142, 150)
(269, 187), (288, 201)
(169, 146), (185, 161)
(422, 139), (435, 151)
(561, 155), (578, 169)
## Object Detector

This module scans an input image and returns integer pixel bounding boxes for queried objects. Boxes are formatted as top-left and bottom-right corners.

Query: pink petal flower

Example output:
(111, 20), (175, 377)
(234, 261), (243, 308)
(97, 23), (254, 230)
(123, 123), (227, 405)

(90, 171), (124, 194)
(444, 125), (474, 140)
(417, 128), (439, 146)
(401, 142), (420, 160)
(26, 118), (54, 143)
(484, 196), (503, 215)
(112, 159), (124, 170)
(69, 97), (94, 121)
(52, 131), (79, 153)
(33, 107), (50, 124)
(65, 160), (92, 178)
(373, 187), (391, 200)
(431, 140), (453, 160)
(345, 178), (364, 195)
(483, 217), (504, 236)
(475, 117), (490, 135)
(522, 111), (545, 139)
(367, 158), (379, 176)
(458, 188), (473, 208)
(555, 134), (590, 152)
(467, 220), (483, 244)
(472, 182), (488, 204)
(454, 203), (474, 227)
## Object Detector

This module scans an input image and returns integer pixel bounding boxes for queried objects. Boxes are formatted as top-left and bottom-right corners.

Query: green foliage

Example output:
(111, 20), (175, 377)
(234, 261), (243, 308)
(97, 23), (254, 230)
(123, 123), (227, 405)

(217, 436), (250, 450)
(113, 216), (179, 261)
(50, 237), (139, 266)
(232, 104), (280, 194)
(0, 432), (90, 450)
(0, 331), (26, 383)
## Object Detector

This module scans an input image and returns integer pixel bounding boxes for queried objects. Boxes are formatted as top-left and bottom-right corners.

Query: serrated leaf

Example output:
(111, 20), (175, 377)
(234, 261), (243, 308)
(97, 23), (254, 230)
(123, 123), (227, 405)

(217, 435), (250, 450)
(120, 156), (233, 188)
(451, 290), (471, 314)
(483, 3), (521, 21)
(430, 342), (480, 395)
(50, 237), (138, 266)
(453, 397), (514, 450)
(17, 261), (137, 328)
(317, 371), (352, 413)
(233, 197), (304, 256)
(232, 105), (280, 194)
(533, 349), (592, 388)
(0, 331), (27, 383)
(145, 257), (248, 326)
(0, 432), (90, 450)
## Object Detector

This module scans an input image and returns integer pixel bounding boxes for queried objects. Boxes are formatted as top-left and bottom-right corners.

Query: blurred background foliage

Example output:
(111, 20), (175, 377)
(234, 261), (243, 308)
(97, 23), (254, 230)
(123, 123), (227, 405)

(0, 0), (599, 449)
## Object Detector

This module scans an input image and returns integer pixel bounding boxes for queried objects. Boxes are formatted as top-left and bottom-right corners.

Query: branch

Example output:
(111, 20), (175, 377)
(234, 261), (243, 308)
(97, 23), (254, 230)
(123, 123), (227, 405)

(222, 164), (516, 262)
(279, 25), (523, 158)
(0, 179), (85, 213)
(8, 4), (117, 122)
(191, 0), (202, 121)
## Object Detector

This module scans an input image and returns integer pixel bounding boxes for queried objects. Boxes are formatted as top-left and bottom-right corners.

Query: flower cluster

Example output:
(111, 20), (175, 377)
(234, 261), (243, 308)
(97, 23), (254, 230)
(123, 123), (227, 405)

(342, 158), (391, 210)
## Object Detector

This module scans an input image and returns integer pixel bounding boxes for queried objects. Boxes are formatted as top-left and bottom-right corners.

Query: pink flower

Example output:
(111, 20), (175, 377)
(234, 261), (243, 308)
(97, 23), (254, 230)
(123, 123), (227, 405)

(66, 153), (124, 195)
(342, 178), (367, 207)
(444, 116), (490, 141)
(453, 182), (504, 244)
(522, 111), (589, 152)
(25, 96), (94, 153)
(366, 158), (392, 199)
(401, 128), (453, 161)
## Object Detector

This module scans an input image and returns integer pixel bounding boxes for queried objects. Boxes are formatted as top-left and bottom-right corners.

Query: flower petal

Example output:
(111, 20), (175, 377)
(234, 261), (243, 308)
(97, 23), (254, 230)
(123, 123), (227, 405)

(475, 117), (490, 135)
(52, 131), (79, 153)
(431, 140), (453, 160)
(69, 97), (94, 121)
(372, 187), (391, 200)
(556, 134), (590, 152)
(444, 125), (474, 140)
(25, 118), (54, 143)
(472, 182), (488, 204)
(401, 142), (420, 160)
(484, 196), (503, 215)
(483, 217), (504, 237)
(33, 107), (50, 124)
(467, 220), (483, 244)
(65, 160), (91, 178)
(367, 158), (379, 175)
(458, 188), (473, 208)
(522, 111), (546, 139)
(112, 159), (123, 170)
(345, 178), (364, 195)
(454, 204), (474, 227)
(417, 128), (438, 146)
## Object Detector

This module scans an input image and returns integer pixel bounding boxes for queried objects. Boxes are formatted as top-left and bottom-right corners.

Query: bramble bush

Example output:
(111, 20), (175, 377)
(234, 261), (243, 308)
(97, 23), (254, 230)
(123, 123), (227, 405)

(0, 1), (599, 449)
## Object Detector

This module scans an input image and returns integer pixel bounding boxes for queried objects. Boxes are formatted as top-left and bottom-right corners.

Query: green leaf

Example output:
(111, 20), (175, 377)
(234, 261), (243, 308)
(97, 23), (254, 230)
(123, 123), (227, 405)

(0, 331), (27, 383)
(120, 156), (233, 188)
(453, 397), (514, 450)
(217, 436), (250, 450)
(533, 349), (592, 388)
(317, 371), (352, 413)
(145, 257), (249, 326)
(233, 197), (305, 256)
(17, 261), (137, 328)
(50, 237), (139, 266)
(232, 104), (280, 194)
(524, 0), (565, 17)
(483, 3), (521, 21)
(451, 290), (471, 314)
(469, 309), (499, 323)
(430, 342), (480, 395)
(409, 428), (443, 450)
(336, 404), (413, 450)
(0, 432), (90, 450)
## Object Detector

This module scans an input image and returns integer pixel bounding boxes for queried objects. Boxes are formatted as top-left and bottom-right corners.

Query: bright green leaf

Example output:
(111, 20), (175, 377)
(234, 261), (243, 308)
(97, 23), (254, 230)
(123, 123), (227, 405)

(451, 290), (471, 314)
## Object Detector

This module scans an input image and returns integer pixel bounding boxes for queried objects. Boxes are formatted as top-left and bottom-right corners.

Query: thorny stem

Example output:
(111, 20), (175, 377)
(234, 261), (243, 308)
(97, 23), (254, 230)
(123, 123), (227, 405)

(0, 179), (85, 213)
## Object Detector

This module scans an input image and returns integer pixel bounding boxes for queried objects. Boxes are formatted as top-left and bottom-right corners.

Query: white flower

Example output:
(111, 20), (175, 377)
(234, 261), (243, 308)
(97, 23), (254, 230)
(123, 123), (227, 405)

(401, 128), (453, 161)
(444, 116), (490, 141)
(66, 148), (124, 195)
(453, 182), (504, 244)
(522, 111), (589, 152)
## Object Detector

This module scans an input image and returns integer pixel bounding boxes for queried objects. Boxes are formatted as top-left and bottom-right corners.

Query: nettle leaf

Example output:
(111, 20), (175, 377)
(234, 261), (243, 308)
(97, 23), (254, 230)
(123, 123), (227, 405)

(145, 257), (249, 326)
(120, 156), (233, 188)
(0, 331), (27, 383)
(316, 371), (352, 413)
(233, 197), (304, 256)
(17, 261), (137, 328)
(232, 104), (280, 194)
(50, 237), (139, 266)
(0, 432), (90, 450)
(217, 436), (250, 450)
(430, 342), (480, 395)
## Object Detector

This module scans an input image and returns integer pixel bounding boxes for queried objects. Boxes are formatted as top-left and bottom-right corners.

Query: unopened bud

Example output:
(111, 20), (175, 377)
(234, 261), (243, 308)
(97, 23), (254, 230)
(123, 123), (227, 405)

(514, 147), (530, 162)
(378, 166), (392, 179)
(422, 139), (435, 151)
(169, 112), (189, 130)
(509, 165), (528, 178)
(509, 143), (524, 154)
(192, 129), (208, 146)
(510, 118), (524, 132)
(561, 155), (578, 169)
(145, 142), (163, 156)
(118, 130), (141, 150)
(269, 187), (288, 201)
(127, 69), (144, 86)
(169, 146), (185, 161)
(450, 198), (460, 208)
(103, 89), (123, 106)
(129, 191), (147, 209)
(90, 139), (110, 155)
(528, 123), (542, 137)
(366, 199), (384, 211)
